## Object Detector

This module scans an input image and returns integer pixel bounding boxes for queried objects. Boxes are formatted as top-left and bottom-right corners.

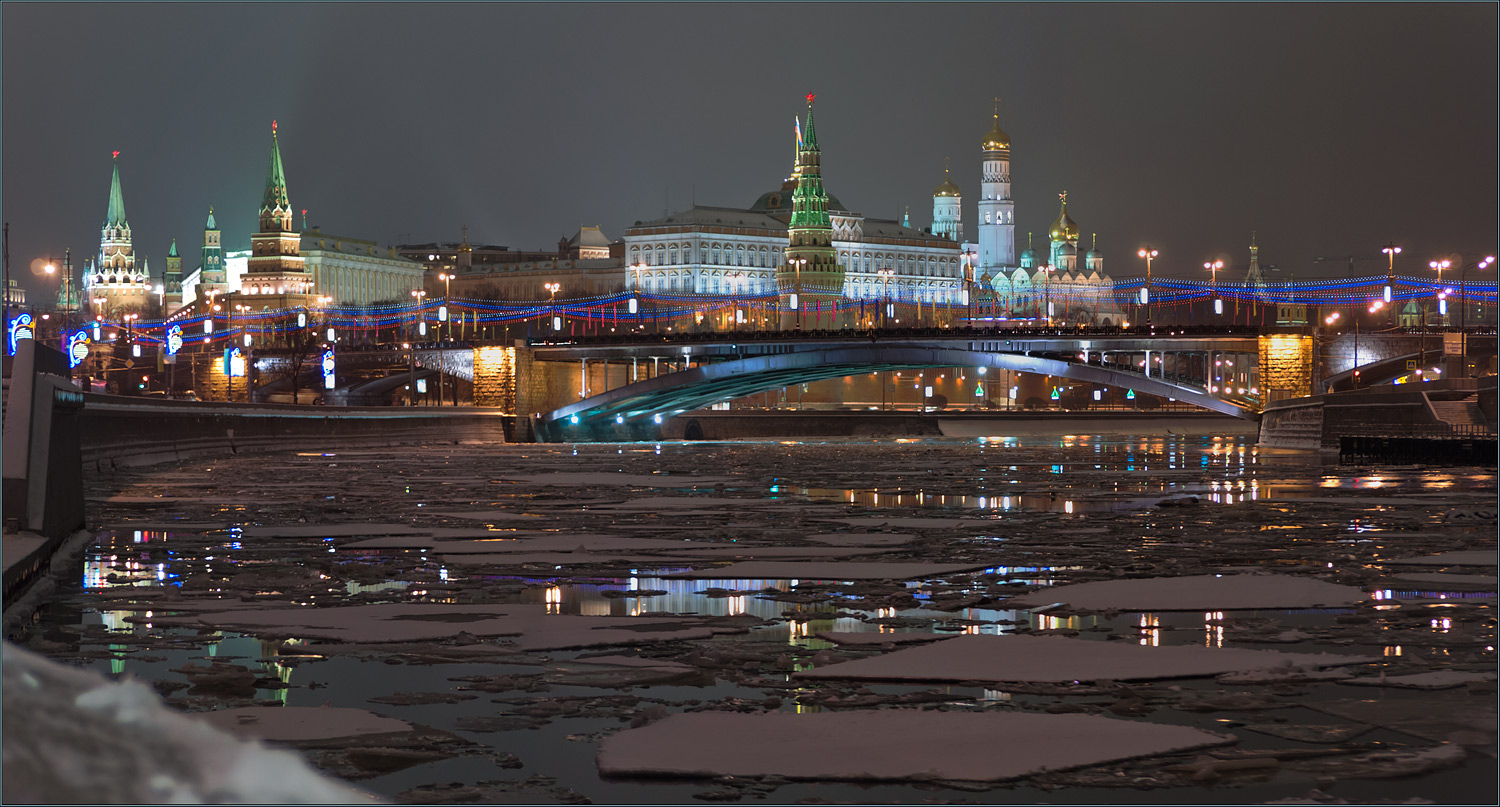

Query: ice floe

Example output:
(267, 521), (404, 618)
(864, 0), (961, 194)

(1008, 573), (1366, 611)
(794, 635), (1375, 683)
(596, 710), (1233, 782)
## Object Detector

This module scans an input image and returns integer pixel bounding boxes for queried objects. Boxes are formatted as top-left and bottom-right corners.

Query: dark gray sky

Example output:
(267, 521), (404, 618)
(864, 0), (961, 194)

(4, 2), (1496, 300)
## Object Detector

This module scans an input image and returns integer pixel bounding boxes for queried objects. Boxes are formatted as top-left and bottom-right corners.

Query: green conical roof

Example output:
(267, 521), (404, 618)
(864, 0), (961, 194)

(105, 158), (127, 228)
(802, 98), (820, 151)
(206, 206), (217, 230)
(262, 124), (290, 211)
(168, 238), (179, 258)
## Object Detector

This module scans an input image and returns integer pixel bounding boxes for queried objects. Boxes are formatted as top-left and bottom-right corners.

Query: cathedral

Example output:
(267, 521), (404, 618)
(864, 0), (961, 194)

(940, 105), (1122, 325)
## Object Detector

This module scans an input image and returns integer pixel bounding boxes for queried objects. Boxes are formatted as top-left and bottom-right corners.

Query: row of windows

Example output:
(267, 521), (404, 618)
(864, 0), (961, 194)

(629, 242), (785, 269)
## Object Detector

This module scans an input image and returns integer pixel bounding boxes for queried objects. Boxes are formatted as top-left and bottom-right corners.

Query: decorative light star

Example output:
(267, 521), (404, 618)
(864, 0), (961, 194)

(806, 93), (815, 105)
(112, 150), (119, 160)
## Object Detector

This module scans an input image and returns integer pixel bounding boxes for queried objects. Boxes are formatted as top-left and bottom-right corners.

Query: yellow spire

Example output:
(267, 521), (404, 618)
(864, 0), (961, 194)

(1048, 190), (1078, 244)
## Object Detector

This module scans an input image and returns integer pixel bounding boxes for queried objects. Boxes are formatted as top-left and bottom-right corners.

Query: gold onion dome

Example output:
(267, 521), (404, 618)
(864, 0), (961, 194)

(934, 170), (961, 197)
(982, 115), (1010, 152)
(1049, 194), (1078, 243)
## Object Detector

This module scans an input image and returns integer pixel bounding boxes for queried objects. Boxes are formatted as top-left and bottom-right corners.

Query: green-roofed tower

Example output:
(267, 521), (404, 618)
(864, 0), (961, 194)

(780, 93), (840, 328)
(244, 120), (309, 302)
(83, 151), (146, 317)
(163, 238), (184, 313)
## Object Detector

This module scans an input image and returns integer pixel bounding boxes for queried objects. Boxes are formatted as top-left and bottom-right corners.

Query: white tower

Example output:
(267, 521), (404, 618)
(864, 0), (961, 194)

(931, 159), (961, 242)
(976, 100), (1014, 273)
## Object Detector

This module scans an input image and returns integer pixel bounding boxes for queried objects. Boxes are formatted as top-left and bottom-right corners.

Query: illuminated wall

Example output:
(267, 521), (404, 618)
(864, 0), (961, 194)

(472, 345), (517, 410)
(1258, 334), (1312, 398)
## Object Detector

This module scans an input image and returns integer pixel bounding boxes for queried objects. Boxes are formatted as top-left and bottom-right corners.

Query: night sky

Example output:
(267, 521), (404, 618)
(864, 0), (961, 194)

(4, 2), (1495, 301)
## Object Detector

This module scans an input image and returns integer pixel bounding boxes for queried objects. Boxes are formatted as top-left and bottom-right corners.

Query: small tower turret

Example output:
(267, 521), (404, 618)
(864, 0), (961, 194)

(931, 158), (962, 242)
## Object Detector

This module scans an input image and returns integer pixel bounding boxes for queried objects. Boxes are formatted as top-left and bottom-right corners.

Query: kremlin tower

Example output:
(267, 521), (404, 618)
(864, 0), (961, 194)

(931, 160), (961, 242)
(239, 121), (311, 305)
(780, 94), (840, 328)
(83, 153), (152, 316)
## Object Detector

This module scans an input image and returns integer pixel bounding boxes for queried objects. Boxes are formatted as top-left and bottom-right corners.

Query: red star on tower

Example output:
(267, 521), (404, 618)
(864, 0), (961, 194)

(806, 93), (815, 105)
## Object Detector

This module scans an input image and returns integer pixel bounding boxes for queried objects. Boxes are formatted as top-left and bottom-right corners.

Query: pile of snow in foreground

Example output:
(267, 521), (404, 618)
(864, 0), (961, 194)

(1, 642), (375, 804)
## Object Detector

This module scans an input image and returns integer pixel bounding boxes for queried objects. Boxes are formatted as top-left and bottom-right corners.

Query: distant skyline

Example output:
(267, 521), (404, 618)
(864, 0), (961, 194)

(3, 2), (1495, 302)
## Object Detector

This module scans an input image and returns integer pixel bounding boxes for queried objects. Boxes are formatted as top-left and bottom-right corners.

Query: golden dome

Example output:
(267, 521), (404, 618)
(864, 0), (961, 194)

(981, 114), (1010, 152)
(1048, 192), (1078, 244)
(933, 169), (960, 197)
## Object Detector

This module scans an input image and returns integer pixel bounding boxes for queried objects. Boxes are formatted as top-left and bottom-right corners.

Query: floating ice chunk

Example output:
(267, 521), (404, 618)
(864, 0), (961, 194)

(1007, 573), (1366, 611)
(1381, 550), (1497, 567)
(596, 710), (1233, 782)
(1390, 572), (1497, 589)
(804, 532), (917, 546)
(821, 516), (991, 529)
(496, 472), (731, 487)
(665, 561), (992, 581)
(794, 635), (1374, 684)
(198, 707), (413, 742)
(1341, 671), (1496, 690)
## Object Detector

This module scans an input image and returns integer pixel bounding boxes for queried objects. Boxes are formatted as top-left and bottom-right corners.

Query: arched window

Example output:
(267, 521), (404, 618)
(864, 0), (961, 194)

(669, 244), (678, 265)
(711, 244), (721, 265)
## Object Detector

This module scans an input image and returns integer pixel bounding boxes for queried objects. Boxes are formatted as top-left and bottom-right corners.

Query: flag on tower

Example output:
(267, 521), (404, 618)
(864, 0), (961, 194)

(795, 116), (803, 149)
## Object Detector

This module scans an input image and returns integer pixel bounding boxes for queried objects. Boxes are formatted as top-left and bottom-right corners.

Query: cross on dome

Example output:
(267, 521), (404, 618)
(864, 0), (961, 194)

(1059, 190), (1067, 204)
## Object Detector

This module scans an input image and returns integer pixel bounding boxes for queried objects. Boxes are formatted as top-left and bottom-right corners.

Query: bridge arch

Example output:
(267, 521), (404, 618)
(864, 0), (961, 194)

(536, 345), (1254, 441)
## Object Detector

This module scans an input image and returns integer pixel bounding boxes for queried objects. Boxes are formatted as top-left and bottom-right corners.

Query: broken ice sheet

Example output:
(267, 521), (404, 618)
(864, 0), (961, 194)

(198, 706), (413, 742)
(1340, 671), (1497, 690)
(1382, 550), (1498, 567)
(664, 561), (992, 580)
(151, 602), (733, 649)
(793, 635), (1375, 683)
(1007, 573), (1366, 611)
(596, 710), (1234, 782)
(495, 472), (731, 487)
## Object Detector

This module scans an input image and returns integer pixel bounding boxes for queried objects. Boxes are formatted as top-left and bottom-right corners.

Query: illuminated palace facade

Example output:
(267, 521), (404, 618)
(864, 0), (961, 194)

(622, 97), (966, 312)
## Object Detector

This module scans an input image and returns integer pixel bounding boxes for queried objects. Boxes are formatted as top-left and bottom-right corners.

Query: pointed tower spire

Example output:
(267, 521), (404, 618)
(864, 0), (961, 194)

(105, 151), (127, 228)
(262, 120), (290, 216)
(168, 238), (178, 258)
(801, 93), (819, 150)
(903, 206), (911, 228)
(206, 205), (217, 230)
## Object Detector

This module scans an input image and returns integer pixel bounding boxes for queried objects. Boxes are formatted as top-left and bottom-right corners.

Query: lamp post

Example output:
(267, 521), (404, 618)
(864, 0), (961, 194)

(1204, 259), (1224, 318)
(789, 257), (807, 331)
(1137, 246), (1158, 325)
(729, 271), (744, 332)
(545, 282), (560, 336)
(877, 269), (894, 329)
(1459, 255), (1495, 377)
(1040, 263), (1056, 326)
(1380, 242), (1401, 313)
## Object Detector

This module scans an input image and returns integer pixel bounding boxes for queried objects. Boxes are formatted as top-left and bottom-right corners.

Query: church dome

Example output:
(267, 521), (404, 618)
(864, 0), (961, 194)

(1049, 195), (1078, 243)
(933, 173), (960, 198)
(981, 116), (1010, 152)
(1019, 245), (1036, 262)
(1058, 242), (1077, 256)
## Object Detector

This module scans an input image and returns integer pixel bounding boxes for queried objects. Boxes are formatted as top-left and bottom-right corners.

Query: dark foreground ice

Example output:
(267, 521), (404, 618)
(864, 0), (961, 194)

(7, 433), (1496, 804)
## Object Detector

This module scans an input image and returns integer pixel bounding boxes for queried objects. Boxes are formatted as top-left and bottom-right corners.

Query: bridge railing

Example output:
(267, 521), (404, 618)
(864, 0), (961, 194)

(531, 323), (1270, 347)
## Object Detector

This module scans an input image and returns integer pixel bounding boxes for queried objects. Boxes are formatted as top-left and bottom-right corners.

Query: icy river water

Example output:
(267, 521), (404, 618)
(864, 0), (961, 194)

(20, 430), (1498, 804)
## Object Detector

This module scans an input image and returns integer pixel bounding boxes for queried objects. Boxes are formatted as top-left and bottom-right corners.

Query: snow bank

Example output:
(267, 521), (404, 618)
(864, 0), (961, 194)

(665, 561), (991, 580)
(1, 642), (375, 804)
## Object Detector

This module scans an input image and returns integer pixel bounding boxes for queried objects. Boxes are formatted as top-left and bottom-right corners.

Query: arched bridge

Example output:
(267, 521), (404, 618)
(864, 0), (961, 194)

(535, 344), (1256, 442)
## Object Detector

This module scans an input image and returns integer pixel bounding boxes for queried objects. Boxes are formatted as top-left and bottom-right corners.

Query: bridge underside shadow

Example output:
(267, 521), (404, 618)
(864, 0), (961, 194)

(536, 346), (1254, 442)
(1323, 349), (1452, 392)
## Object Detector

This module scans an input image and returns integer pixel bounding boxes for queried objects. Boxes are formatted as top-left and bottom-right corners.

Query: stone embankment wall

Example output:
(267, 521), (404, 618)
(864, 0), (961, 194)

(1259, 379), (1497, 451)
(77, 395), (509, 468)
